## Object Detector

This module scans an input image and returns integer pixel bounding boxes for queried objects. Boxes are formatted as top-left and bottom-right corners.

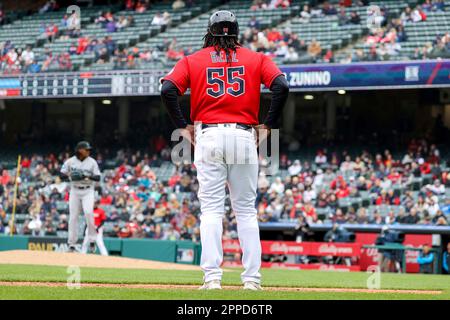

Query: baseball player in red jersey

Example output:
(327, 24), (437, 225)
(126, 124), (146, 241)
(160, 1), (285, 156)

(81, 201), (108, 256)
(161, 10), (289, 290)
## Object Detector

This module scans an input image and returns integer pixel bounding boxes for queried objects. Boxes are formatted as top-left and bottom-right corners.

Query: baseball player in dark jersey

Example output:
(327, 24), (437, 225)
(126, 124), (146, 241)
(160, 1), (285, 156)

(161, 11), (289, 290)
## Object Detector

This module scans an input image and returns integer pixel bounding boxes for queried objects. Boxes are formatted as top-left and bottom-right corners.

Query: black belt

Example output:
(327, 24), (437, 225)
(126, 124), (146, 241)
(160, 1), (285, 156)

(74, 185), (91, 190)
(201, 123), (253, 131)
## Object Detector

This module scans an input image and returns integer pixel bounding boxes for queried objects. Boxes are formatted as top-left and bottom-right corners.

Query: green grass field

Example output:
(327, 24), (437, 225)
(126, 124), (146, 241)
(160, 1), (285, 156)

(0, 264), (448, 300)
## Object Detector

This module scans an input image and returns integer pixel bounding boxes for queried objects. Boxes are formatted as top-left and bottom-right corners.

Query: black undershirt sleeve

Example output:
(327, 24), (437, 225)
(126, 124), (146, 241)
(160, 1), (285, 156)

(89, 175), (101, 182)
(263, 75), (290, 128)
(160, 80), (188, 129)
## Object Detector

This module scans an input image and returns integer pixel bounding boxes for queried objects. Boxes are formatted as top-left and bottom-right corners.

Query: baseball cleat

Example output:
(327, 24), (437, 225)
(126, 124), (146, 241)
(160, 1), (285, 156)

(68, 246), (77, 253)
(243, 281), (263, 291)
(89, 242), (96, 254)
(198, 280), (222, 290)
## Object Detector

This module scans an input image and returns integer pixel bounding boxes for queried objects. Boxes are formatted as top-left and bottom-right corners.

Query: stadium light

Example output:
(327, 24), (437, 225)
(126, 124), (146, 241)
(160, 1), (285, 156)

(338, 90), (346, 95)
(102, 99), (112, 105)
(304, 95), (314, 100)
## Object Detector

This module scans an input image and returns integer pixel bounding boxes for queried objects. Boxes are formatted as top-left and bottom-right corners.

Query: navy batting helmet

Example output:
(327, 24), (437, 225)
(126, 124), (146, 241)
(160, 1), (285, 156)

(208, 10), (239, 37)
(75, 141), (92, 152)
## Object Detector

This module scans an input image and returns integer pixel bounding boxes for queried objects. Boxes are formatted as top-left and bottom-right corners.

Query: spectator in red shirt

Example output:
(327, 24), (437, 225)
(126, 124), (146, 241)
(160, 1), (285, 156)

(123, 219), (142, 237)
(267, 28), (283, 42)
(166, 47), (184, 61)
(323, 49), (334, 63)
(387, 168), (402, 183)
(1, 169), (10, 186)
(100, 192), (113, 205)
(376, 189), (400, 205)
(135, 0), (148, 13)
(291, 187), (302, 204)
(330, 175), (346, 190)
(339, 0), (352, 6)
(289, 202), (302, 219)
(45, 24), (58, 43)
(21, 157), (31, 169)
(419, 159), (431, 175)
(77, 37), (90, 54)
(384, 151), (394, 169)
(125, 0), (135, 10)
(116, 162), (128, 176)
(336, 185), (350, 198)
(118, 225), (132, 238)
(168, 172), (181, 188)
(58, 52), (72, 70)
(388, 189), (401, 205)
(302, 202), (317, 222)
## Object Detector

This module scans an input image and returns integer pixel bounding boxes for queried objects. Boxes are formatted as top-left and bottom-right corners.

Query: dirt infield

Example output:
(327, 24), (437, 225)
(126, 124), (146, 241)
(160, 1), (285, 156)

(0, 250), (200, 271)
(0, 281), (442, 295)
(0, 251), (443, 295)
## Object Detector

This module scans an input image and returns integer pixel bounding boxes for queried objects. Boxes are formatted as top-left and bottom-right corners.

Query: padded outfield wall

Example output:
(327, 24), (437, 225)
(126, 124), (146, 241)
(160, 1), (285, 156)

(0, 235), (201, 265)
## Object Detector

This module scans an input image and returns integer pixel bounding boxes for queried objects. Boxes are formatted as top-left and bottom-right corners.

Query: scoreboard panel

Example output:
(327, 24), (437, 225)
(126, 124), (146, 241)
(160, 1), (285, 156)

(0, 70), (166, 99)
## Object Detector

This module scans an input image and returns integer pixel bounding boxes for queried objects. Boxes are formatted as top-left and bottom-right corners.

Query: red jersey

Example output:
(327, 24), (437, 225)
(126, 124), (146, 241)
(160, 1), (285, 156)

(162, 46), (283, 125)
(336, 187), (350, 199)
(93, 208), (106, 227)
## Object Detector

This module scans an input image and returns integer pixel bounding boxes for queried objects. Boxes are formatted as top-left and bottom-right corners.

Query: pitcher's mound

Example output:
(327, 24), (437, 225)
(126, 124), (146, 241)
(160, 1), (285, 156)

(0, 250), (200, 271)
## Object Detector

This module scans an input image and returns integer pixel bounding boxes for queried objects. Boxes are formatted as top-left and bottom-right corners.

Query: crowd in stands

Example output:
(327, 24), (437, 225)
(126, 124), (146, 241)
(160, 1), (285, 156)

(0, 43), (71, 73)
(241, 1), (366, 63)
(414, 31), (450, 60)
(1, 44), (34, 73)
(257, 139), (449, 227)
(342, 0), (449, 63)
(0, 138), (448, 241)
(246, 0), (448, 63)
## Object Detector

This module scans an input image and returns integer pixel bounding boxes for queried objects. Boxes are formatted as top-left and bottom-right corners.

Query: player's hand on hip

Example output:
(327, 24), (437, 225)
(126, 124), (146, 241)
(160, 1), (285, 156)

(254, 124), (271, 147)
(181, 124), (195, 146)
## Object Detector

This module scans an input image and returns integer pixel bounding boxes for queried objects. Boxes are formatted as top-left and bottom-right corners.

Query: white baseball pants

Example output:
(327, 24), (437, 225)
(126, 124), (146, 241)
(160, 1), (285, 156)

(82, 226), (108, 256)
(194, 124), (261, 284)
(68, 187), (97, 246)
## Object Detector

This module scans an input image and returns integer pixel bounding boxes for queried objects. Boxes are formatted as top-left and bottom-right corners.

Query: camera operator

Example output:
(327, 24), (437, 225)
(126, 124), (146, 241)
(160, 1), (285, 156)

(376, 226), (404, 273)
(293, 214), (314, 264)
(295, 214), (314, 242)
(323, 223), (355, 265)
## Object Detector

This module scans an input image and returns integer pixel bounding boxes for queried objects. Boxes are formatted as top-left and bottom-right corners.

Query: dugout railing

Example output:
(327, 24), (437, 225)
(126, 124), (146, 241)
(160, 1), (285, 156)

(363, 244), (440, 274)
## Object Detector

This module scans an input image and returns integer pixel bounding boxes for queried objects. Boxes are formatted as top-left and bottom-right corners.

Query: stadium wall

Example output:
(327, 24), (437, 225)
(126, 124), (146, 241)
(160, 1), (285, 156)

(0, 235), (202, 265)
